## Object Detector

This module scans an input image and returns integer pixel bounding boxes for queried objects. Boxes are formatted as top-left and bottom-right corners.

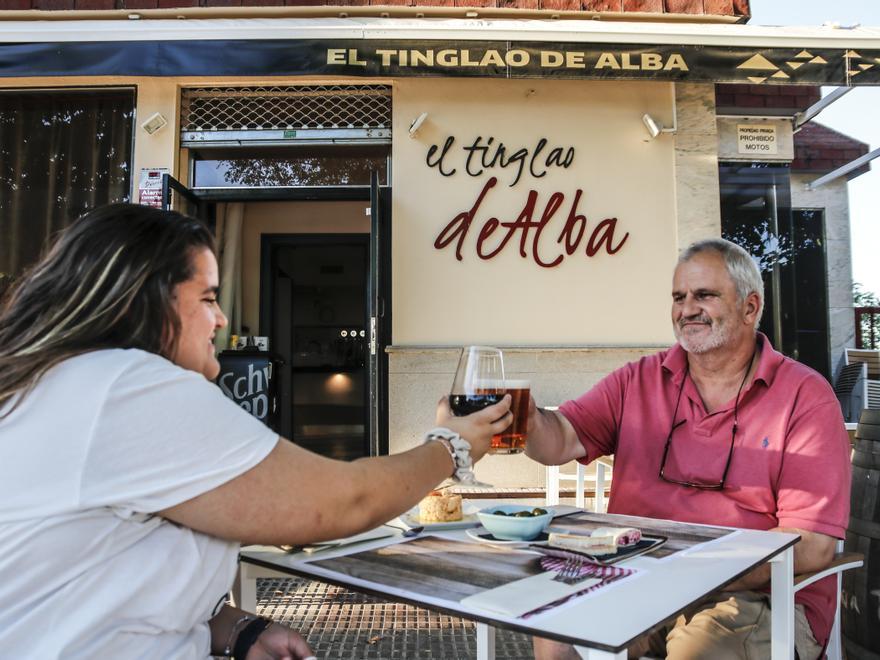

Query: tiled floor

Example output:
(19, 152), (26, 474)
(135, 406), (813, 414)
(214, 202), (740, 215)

(256, 577), (537, 659)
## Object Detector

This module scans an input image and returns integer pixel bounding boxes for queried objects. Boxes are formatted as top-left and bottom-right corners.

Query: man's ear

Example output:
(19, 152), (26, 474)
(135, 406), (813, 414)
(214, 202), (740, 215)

(743, 292), (761, 324)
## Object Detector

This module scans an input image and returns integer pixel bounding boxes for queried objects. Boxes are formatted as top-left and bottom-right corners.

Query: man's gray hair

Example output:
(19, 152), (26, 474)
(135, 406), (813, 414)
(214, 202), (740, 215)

(678, 238), (765, 323)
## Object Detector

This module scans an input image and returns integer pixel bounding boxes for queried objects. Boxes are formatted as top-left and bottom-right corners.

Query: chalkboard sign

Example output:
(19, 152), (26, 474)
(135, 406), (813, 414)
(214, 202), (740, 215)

(216, 350), (280, 431)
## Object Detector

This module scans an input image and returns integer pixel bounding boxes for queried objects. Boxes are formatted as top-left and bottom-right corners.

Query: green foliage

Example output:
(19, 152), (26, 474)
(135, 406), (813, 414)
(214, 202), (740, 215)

(854, 282), (880, 349)
(854, 282), (880, 307)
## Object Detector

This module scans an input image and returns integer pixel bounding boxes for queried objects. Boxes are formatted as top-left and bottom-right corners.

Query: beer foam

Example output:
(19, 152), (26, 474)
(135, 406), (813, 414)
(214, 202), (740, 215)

(473, 379), (506, 390)
(505, 380), (530, 389)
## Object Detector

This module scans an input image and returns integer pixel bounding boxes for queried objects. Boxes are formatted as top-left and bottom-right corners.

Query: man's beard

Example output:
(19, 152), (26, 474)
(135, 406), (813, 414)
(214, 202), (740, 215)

(673, 313), (732, 354)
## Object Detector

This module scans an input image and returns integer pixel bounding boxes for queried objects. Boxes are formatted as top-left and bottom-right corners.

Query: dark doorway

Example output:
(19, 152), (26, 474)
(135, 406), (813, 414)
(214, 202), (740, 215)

(264, 235), (370, 461)
(719, 163), (831, 380)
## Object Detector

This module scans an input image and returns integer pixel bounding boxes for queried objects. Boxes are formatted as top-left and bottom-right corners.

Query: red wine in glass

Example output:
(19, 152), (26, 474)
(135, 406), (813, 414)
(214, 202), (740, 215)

(449, 393), (504, 416)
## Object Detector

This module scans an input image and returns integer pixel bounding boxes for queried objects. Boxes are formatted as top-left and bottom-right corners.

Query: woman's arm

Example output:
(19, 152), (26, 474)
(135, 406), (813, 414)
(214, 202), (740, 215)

(160, 395), (511, 545)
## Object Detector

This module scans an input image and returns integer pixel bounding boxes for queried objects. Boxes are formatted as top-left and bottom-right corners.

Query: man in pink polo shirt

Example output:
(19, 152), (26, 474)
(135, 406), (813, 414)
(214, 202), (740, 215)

(527, 238), (850, 660)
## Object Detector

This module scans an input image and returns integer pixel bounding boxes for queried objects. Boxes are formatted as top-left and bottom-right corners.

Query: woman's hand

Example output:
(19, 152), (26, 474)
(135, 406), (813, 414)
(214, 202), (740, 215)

(435, 394), (512, 462)
(246, 622), (314, 660)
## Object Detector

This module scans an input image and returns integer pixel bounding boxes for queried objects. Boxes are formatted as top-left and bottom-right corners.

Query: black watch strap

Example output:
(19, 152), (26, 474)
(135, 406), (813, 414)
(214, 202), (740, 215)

(232, 616), (272, 660)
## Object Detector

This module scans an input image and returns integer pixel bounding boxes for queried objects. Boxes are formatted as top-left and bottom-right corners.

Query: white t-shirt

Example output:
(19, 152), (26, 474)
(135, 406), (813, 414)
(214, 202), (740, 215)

(0, 349), (278, 659)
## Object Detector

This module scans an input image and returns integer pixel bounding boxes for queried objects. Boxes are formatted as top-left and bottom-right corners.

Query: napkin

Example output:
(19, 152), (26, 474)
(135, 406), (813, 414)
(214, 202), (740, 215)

(460, 558), (635, 619)
(460, 572), (602, 618)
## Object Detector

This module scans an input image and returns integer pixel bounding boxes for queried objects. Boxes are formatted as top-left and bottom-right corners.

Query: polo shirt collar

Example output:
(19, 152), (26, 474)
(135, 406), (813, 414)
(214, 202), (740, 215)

(752, 331), (784, 387)
(661, 331), (783, 389)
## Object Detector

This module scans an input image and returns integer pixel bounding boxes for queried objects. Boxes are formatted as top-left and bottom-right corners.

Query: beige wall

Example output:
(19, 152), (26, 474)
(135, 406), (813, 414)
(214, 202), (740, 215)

(387, 82), (722, 487)
(239, 201), (370, 334)
(392, 77), (680, 347)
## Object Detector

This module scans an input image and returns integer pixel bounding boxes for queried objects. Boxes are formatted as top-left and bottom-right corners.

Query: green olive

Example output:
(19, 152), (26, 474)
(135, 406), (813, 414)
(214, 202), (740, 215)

(493, 510), (508, 516)
(514, 511), (532, 517)
(532, 508), (548, 516)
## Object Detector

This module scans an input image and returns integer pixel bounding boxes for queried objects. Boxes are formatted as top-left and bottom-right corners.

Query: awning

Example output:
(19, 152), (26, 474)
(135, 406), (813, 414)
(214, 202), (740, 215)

(2, 17), (880, 84)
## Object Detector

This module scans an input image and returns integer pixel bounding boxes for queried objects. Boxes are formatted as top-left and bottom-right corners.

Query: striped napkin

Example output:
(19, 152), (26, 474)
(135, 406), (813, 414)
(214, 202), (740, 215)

(520, 557), (635, 619)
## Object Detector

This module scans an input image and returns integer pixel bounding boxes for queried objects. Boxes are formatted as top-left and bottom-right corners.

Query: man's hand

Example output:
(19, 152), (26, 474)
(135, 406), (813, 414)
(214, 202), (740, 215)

(246, 622), (314, 660)
(523, 397), (586, 465)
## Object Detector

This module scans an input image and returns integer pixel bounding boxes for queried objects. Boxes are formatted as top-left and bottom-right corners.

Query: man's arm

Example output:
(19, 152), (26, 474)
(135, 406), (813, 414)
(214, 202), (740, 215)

(723, 527), (837, 592)
(524, 398), (587, 465)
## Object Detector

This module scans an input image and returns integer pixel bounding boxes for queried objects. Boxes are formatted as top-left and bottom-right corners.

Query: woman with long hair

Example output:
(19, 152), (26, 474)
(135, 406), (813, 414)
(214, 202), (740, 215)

(0, 203), (511, 659)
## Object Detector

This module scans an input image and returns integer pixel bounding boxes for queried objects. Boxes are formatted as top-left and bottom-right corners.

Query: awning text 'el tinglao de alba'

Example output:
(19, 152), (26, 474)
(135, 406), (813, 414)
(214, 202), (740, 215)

(2, 19), (880, 84)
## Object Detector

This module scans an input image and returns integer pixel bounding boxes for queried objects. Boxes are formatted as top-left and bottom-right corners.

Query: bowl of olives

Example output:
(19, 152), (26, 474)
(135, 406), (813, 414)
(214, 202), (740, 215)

(476, 505), (554, 541)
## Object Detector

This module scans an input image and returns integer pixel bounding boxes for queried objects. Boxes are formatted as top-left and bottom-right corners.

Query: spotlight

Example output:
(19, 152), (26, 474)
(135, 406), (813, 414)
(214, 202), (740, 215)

(408, 112), (429, 138)
(642, 113), (662, 139)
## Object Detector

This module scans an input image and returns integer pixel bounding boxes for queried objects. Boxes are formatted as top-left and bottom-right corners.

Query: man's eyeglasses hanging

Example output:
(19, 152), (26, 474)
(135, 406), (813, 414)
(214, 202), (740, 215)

(658, 350), (756, 490)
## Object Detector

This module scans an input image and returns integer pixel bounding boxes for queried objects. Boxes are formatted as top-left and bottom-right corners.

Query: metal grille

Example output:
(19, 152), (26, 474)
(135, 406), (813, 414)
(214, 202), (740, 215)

(180, 85), (392, 131)
(256, 577), (536, 659)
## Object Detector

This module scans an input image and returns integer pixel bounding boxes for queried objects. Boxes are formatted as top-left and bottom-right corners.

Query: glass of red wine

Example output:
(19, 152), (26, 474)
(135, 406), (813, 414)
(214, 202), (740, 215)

(449, 345), (505, 416)
(448, 347), (507, 489)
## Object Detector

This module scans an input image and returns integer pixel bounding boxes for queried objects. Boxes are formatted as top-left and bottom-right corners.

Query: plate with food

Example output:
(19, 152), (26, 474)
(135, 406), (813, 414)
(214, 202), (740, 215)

(466, 527), (551, 547)
(397, 490), (481, 530)
(475, 505), (554, 541)
(530, 526), (666, 565)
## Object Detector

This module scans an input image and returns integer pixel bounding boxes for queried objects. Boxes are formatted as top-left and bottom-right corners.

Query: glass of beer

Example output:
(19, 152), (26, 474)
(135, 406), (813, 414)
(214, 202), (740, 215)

(491, 379), (530, 454)
(449, 346), (526, 455)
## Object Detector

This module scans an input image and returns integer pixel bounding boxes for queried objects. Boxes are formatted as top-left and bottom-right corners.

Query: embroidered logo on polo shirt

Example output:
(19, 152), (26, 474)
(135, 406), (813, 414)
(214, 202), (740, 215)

(761, 437), (770, 448)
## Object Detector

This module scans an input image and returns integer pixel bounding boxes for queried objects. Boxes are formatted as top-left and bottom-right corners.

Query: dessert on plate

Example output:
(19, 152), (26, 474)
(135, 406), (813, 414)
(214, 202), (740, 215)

(418, 490), (462, 523)
(547, 526), (642, 555)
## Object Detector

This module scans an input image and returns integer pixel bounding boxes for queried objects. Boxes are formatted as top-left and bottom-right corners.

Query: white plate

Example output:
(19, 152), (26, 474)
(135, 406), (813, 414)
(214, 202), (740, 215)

(398, 503), (481, 531)
(465, 527), (550, 547)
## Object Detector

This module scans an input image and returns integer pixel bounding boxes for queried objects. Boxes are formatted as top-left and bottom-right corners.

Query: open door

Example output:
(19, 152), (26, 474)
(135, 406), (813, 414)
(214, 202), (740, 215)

(368, 172), (391, 456)
(160, 173), (209, 224)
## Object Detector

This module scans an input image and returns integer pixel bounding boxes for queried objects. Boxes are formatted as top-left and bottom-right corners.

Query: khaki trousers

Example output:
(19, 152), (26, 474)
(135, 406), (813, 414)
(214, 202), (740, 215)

(629, 591), (823, 660)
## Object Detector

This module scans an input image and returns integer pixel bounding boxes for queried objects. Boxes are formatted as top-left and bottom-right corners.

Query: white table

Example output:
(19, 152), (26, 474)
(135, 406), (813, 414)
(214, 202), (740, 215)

(239, 514), (799, 660)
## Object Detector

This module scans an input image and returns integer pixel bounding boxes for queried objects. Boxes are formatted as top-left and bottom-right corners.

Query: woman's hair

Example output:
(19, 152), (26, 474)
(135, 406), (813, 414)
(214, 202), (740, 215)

(678, 237), (765, 322)
(0, 203), (215, 413)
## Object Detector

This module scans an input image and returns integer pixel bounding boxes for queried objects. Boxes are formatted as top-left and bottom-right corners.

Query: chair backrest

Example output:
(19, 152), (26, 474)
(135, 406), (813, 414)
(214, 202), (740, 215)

(792, 539), (864, 660)
(835, 362), (867, 422)
(845, 348), (880, 380)
(866, 380), (880, 410)
(545, 458), (613, 512)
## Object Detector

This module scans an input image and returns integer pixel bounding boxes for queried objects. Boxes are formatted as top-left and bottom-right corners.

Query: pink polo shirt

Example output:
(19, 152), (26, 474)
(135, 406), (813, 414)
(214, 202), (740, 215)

(559, 333), (851, 647)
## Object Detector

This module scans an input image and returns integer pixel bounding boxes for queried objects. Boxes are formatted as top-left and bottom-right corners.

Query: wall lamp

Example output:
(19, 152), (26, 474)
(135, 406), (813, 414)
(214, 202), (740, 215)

(141, 112), (168, 135)
(408, 112), (429, 138)
(642, 112), (676, 140)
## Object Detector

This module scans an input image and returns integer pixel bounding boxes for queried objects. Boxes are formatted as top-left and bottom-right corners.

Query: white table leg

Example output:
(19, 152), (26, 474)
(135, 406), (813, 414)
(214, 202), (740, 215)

(574, 646), (626, 659)
(476, 623), (496, 660)
(238, 562), (260, 613)
(770, 546), (795, 660)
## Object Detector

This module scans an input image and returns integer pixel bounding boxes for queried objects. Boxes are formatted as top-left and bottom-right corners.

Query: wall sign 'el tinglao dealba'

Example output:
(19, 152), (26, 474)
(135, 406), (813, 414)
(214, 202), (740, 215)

(427, 135), (628, 268)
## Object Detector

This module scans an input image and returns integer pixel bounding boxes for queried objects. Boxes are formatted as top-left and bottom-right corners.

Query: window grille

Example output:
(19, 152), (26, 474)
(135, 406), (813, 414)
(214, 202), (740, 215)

(180, 85), (392, 132)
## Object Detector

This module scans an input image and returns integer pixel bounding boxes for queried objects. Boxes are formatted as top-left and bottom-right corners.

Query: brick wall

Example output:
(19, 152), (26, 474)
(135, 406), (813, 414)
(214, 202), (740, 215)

(793, 122), (870, 178)
(716, 84), (821, 115)
(8, 0), (750, 15)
